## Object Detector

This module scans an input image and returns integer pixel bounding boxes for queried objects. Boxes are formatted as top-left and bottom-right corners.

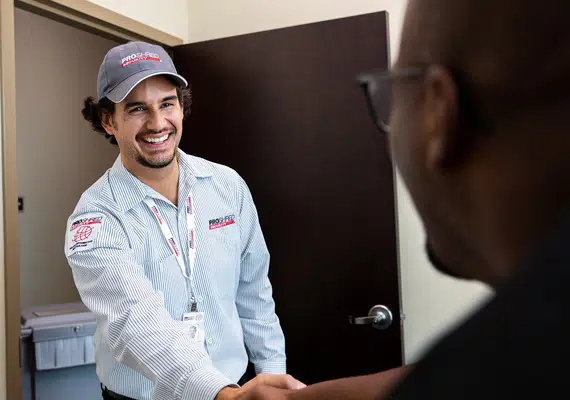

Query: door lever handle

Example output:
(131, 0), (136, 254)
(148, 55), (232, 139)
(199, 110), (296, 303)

(348, 305), (393, 330)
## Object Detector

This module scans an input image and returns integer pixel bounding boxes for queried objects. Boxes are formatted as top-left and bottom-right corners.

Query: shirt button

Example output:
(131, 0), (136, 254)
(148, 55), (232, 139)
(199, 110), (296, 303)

(197, 295), (204, 302)
(207, 338), (214, 345)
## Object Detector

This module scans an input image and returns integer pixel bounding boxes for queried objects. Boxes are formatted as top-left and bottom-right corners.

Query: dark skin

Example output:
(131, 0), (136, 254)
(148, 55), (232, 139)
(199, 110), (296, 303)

(241, 0), (570, 398)
(391, 0), (570, 285)
(243, 366), (414, 400)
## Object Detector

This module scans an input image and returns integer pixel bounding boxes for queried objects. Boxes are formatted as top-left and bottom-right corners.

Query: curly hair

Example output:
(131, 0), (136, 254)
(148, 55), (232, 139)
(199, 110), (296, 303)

(81, 86), (192, 145)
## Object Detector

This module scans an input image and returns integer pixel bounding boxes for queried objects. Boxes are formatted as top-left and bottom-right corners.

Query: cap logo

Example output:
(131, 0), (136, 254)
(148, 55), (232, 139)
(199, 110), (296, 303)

(121, 52), (162, 68)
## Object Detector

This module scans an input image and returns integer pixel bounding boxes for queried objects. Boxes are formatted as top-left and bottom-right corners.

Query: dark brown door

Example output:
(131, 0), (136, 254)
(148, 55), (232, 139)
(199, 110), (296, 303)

(173, 11), (402, 384)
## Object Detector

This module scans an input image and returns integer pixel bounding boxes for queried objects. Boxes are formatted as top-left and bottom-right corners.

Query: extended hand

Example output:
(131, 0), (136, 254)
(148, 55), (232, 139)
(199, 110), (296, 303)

(226, 365), (415, 400)
(216, 374), (305, 400)
(240, 384), (293, 400)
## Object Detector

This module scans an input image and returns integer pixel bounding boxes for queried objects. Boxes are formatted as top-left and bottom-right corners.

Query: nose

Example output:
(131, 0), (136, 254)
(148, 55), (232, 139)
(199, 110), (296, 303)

(146, 108), (168, 132)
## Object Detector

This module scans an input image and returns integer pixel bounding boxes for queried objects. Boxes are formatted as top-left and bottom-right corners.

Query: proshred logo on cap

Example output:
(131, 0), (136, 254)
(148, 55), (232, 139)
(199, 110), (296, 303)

(121, 52), (162, 68)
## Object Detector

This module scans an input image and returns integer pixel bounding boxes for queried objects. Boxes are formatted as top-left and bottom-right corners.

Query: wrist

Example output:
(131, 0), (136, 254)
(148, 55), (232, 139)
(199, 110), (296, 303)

(215, 386), (242, 400)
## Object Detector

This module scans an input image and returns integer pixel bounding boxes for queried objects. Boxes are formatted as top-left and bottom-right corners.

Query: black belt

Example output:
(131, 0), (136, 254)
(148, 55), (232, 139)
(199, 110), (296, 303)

(102, 385), (136, 400)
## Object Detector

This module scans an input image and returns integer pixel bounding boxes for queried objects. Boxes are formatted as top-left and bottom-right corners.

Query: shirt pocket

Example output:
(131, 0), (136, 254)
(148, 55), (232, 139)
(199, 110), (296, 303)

(202, 221), (241, 296)
(144, 254), (188, 319)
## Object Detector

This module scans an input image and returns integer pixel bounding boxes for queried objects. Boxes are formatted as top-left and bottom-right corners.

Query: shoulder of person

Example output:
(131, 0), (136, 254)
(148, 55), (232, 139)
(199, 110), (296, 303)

(65, 172), (126, 256)
(65, 201), (126, 258)
(73, 168), (118, 212)
(68, 171), (121, 226)
(185, 154), (247, 187)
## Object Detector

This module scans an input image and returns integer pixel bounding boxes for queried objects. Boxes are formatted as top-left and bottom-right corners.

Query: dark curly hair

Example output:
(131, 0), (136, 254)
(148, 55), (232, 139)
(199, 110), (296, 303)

(81, 85), (192, 145)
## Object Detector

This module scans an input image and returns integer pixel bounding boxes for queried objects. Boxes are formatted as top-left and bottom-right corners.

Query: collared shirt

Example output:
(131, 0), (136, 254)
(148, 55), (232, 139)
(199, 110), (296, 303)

(65, 150), (286, 400)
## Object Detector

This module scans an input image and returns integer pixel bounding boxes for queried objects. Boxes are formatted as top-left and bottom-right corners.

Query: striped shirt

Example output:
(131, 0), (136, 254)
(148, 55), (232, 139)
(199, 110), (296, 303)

(64, 150), (286, 400)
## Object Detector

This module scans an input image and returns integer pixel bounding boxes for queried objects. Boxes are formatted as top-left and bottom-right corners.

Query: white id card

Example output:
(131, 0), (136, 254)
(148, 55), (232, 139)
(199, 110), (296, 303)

(182, 312), (205, 344)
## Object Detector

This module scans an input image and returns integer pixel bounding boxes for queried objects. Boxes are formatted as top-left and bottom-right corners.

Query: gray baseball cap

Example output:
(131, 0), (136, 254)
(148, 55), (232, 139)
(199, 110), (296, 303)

(97, 41), (188, 103)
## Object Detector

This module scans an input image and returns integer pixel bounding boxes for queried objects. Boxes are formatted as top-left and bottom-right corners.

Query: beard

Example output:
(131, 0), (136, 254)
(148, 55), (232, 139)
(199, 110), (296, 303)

(134, 128), (177, 169)
(135, 150), (176, 169)
(425, 239), (467, 280)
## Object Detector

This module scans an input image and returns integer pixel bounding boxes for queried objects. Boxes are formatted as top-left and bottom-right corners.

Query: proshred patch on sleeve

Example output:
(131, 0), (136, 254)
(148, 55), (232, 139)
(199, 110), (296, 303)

(66, 212), (105, 256)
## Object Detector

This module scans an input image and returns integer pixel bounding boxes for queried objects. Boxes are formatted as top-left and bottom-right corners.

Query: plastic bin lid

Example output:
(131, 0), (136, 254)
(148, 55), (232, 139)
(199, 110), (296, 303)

(21, 301), (95, 329)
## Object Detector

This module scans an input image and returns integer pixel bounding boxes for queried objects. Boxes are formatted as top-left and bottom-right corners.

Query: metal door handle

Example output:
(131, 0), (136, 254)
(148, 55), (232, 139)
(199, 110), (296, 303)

(348, 305), (393, 330)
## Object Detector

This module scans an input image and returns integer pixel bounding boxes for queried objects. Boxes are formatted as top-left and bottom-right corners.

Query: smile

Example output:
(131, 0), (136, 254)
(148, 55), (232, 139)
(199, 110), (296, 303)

(142, 134), (169, 144)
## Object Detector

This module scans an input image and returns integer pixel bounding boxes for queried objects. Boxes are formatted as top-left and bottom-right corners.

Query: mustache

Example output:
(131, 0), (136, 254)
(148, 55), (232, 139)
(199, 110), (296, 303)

(136, 128), (176, 138)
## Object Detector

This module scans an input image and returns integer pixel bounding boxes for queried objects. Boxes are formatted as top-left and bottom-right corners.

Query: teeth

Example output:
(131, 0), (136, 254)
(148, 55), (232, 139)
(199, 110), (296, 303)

(143, 134), (169, 144)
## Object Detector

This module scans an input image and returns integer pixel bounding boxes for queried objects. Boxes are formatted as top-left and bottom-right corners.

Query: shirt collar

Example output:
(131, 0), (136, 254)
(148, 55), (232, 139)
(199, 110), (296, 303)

(178, 148), (213, 179)
(109, 149), (213, 212)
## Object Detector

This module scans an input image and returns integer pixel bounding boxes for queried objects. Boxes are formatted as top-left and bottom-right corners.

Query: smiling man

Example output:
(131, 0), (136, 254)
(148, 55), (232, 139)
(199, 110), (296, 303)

(65, 41), (303, 400)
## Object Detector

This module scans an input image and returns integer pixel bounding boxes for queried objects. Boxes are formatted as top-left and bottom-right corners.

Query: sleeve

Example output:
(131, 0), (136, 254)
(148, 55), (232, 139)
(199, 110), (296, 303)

(233, 177), (287, 375)
(65, 208), (234, 400)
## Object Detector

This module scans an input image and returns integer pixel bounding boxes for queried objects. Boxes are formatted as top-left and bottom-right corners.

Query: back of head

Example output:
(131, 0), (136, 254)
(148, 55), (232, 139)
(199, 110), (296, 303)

(389, 0), (570, 284)
(399, 0), (570, 122)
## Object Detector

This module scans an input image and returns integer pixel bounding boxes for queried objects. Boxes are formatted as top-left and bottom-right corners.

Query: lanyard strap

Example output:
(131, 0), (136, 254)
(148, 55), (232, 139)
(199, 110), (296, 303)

(144, 195), (196, 280)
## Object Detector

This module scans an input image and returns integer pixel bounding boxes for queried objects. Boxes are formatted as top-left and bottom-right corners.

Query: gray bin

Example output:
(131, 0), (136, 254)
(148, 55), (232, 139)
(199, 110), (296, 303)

(20, 302), (101, 400)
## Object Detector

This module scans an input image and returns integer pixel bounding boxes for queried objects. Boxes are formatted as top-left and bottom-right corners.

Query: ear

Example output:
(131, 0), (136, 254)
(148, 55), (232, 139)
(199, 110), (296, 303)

(101, 112), (117, 137)
(421, 65), (461, 171)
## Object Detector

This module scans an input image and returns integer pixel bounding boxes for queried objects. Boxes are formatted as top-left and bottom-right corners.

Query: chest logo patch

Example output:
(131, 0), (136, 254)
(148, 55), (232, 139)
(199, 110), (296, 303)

(209, 214), (235, 230)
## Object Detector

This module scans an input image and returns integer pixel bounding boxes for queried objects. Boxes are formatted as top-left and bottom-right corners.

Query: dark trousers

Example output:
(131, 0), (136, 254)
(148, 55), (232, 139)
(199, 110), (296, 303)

(102, 365), (255, 400)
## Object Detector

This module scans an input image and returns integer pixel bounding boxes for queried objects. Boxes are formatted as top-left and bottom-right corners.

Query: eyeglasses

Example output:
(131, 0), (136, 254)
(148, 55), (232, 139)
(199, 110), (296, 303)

(357, 67), (425, 134)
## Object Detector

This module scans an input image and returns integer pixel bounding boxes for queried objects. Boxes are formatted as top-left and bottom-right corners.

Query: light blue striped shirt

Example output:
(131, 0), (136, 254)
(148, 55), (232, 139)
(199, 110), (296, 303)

(64, 150), (286, 400)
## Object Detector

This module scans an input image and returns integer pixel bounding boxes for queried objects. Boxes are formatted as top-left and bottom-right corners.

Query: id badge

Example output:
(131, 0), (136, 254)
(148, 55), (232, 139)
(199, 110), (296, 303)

(182, 312), (205, 344)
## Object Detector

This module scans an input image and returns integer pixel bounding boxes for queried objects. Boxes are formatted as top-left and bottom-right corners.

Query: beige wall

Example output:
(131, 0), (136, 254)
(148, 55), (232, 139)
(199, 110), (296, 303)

(86, 0), (189, 42)
(15, 8), (119, 308)
(185, 0), (493, 363)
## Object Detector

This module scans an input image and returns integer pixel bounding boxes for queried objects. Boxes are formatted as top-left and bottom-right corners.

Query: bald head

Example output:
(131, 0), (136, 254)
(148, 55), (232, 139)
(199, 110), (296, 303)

(398, 0), (570, 121)
(387, 0), (570, 285)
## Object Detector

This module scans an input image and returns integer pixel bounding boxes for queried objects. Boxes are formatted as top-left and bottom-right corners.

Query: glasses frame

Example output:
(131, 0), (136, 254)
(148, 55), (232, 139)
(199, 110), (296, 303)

(357, 67), (425, 134)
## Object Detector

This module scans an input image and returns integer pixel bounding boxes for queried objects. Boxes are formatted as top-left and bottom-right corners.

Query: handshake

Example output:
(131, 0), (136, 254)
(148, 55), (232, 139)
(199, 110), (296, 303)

(215, 365), (414, 400)
(216, 373), (306, 400)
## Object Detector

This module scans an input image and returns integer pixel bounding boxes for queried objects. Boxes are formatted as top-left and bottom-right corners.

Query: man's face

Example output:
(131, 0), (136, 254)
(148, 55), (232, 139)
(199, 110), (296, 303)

(103, 76), (183, 170)
(387, 1), (479, 280)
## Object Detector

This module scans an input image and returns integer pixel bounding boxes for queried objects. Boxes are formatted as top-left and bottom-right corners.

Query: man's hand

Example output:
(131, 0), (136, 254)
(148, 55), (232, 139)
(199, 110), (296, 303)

(239, 385), (292, 400)
(231, 365), (415, 400)
(215, 374), (305, 400)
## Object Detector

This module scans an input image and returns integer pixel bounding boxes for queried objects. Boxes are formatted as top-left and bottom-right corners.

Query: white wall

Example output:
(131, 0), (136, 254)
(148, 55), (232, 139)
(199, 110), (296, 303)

(86, 0), (189, 42)
(15, 8), (120, 308)
(185, 0), (492, 363)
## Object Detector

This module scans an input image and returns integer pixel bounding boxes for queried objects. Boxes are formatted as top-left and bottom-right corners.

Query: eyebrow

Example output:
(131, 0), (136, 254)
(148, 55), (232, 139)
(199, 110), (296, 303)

(124, 95), (178, 109)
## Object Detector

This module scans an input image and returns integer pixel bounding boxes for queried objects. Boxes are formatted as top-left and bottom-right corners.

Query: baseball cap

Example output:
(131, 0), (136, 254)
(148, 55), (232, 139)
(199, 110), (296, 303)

(97, 41), (188, 103)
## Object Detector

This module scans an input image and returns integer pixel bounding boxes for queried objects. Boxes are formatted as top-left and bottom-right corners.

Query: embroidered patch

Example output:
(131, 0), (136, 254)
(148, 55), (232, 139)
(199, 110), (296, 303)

(121, 52), (162, 68)
(209, 214), (235, 230)
(66, 212), (105, 256)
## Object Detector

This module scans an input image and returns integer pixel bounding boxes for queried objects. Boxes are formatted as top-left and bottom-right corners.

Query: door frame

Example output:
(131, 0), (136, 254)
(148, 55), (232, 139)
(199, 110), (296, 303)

(0, 1), (182, 398)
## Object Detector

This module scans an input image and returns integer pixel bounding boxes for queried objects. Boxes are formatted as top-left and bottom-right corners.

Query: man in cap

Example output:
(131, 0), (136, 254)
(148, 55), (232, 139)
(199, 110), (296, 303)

(66, 41), (303, 400)
(241, 0), (570, 398)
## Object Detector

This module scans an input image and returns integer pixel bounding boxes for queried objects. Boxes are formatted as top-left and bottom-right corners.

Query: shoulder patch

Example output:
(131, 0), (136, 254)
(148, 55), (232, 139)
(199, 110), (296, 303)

(66, 212), (105, 256)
